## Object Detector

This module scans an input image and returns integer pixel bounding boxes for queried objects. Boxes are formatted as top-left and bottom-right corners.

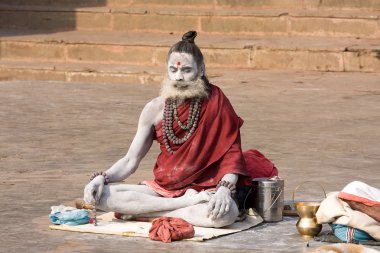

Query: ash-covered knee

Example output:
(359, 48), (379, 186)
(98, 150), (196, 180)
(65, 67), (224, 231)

(209, 202), (239, 228)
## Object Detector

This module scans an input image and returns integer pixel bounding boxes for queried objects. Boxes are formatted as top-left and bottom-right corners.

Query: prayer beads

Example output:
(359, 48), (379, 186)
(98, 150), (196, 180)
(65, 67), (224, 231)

(162, 97), (202, 154)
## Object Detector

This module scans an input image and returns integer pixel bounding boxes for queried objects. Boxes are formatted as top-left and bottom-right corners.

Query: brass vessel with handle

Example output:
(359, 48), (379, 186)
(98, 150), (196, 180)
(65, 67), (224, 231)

(293, 181), (326, 238)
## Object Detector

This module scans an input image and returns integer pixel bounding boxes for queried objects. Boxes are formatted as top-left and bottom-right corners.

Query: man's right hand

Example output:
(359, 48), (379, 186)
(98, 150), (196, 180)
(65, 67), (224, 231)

(84, 175), (105, 205)
(207, 186), (233, 220)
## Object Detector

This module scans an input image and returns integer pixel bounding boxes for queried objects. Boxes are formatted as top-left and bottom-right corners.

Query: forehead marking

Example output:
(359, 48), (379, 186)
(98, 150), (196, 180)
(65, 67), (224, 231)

(176, 61), (181, 66)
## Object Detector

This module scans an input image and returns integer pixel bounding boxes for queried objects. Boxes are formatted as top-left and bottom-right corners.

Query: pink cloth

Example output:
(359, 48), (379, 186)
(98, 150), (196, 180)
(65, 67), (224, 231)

(338, 181), (380, 207)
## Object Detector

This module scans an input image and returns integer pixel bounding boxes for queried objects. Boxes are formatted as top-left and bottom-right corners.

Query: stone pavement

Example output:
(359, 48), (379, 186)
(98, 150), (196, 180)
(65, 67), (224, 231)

(1, 70), (379, 252)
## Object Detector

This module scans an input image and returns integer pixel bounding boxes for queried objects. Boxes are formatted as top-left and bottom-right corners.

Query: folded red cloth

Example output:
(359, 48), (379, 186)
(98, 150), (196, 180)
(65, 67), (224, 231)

(149, 217), (195, 243)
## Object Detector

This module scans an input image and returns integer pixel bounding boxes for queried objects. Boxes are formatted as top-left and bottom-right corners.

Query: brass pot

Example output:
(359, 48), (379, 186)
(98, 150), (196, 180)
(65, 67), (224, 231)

(293, 181), (326, 238)
(294, 201), (322, 238)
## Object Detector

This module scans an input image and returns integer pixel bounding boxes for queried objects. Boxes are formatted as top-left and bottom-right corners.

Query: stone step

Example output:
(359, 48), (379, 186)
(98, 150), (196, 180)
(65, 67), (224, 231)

(0, 60), (246, 84)
(123, 0), (380, 10)
(0, 60), (164, 84)
(2, 0), (380, 10)
(1, 31), (379, 73)
(1, 5), (379, 38)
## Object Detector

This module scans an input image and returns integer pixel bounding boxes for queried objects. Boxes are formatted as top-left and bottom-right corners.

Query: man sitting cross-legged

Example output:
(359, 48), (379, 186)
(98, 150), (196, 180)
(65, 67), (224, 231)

(84, 31), (278, 228)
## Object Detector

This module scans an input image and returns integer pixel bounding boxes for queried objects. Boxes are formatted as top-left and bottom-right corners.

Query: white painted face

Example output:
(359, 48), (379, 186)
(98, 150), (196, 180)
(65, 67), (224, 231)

(167, 52), (200, 82)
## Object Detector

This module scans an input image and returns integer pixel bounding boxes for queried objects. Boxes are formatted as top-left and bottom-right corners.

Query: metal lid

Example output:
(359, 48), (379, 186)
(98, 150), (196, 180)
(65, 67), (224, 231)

(252, 177), (284, 186)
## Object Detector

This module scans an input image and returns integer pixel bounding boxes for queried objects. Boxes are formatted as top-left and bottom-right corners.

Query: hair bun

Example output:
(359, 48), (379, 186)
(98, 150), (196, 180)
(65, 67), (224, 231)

(182, 31), (197, 43)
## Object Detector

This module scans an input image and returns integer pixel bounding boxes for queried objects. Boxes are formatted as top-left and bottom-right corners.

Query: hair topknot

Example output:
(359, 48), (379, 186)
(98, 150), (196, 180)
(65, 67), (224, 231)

(182, 31), (197, 43)
(167, 30), (210, 88)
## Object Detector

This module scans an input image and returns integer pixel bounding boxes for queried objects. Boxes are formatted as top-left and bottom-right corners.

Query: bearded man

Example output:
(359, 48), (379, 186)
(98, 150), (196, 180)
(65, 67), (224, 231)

(84, 31), (278, 228)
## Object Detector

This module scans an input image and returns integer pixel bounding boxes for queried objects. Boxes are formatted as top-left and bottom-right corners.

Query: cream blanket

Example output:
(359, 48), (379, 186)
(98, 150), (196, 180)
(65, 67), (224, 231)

(316, 191), (380, 240)
(50, 211), (263, 241)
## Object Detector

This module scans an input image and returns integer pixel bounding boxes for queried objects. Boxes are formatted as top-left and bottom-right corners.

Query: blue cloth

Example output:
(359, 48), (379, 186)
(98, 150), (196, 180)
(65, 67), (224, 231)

(49, 209), (90, 226)
(330, 224), (374, 243)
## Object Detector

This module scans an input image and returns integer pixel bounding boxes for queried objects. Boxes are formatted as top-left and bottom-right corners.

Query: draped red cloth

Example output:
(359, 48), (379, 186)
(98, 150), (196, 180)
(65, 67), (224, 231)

(144, 84), (278, 197)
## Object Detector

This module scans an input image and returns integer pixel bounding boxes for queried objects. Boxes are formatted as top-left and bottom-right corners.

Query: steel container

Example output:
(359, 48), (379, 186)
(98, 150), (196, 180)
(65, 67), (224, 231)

(252, 177), (284, 222)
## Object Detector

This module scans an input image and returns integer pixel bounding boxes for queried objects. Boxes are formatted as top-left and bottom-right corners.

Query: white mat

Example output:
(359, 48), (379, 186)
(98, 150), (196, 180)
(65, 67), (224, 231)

(50, 211), (263, 241)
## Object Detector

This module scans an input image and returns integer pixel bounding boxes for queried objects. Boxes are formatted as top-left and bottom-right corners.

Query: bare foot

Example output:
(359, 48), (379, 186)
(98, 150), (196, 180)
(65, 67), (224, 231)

(184, 188), (198, 196)
(190, 191), (211, 205)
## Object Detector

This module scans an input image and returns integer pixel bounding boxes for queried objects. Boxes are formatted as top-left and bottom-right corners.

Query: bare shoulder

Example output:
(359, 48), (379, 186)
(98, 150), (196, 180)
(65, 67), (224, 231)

(139, 96), (164, 126)
(143, 96), (164, 114)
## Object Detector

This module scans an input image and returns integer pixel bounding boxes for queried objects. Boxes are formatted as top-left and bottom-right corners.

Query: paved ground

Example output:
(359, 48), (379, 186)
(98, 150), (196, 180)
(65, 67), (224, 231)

(1, 70), (379, 253)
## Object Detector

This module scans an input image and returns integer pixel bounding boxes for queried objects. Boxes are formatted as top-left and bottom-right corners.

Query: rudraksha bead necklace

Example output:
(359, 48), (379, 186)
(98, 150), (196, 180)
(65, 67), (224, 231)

(162, 97), (202, 154)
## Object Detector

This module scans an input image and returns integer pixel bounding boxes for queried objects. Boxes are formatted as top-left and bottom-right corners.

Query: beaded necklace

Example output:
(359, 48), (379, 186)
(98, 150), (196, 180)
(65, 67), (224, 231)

(162, 97), (202, 154)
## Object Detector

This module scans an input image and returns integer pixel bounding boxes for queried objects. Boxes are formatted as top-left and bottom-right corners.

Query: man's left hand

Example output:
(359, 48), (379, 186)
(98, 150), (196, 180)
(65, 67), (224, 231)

(207, 186), (233, 219)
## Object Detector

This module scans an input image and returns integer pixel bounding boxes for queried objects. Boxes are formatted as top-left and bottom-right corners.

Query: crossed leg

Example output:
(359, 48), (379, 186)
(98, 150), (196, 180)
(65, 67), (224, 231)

(97, 184), (210, 215)
(96, 184), (239, 228)
(149, 202), (240, 228)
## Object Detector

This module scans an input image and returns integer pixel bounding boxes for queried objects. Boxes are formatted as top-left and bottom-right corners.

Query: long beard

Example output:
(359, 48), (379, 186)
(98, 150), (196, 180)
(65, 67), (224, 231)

(160, 78), (209, 100)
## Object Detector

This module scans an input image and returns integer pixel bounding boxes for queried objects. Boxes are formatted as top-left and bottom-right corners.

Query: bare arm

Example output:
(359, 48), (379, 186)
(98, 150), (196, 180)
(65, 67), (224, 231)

(221, 173), (238, 184)
(104, 99), (160, 183)
(84, 99), (162, 204)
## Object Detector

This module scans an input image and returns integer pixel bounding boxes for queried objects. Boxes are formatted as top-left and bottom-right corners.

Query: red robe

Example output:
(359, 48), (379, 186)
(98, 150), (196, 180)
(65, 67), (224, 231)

(144, 84), (277, 197)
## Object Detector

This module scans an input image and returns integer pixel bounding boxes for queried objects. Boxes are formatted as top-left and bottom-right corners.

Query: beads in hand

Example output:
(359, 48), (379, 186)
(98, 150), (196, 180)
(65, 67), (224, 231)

(216, 180), (236, 196)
